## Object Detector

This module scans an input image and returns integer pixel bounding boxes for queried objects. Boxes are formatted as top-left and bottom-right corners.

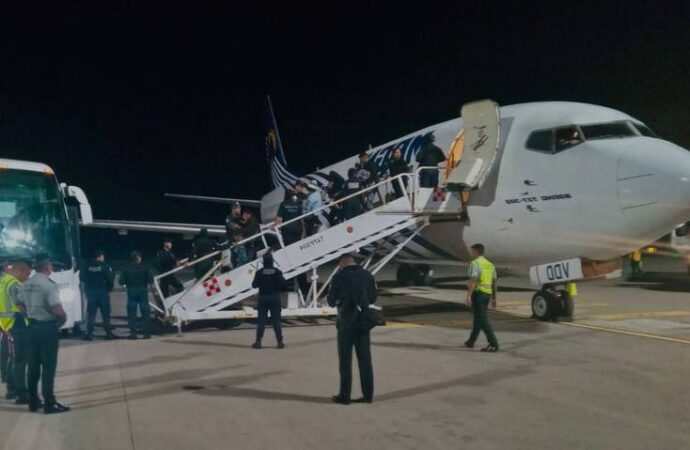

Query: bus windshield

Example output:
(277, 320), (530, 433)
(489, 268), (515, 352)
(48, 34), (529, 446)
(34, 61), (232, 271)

(0, 169), (72, 268)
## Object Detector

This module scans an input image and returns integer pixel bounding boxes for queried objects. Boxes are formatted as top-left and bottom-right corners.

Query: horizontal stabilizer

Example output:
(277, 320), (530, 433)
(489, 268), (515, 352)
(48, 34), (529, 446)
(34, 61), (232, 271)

(164, 193), (262, 207)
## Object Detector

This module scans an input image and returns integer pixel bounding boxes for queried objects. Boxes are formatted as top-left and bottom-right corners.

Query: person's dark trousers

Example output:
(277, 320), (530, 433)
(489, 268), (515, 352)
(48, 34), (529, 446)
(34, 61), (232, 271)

(255, 295), (283, 344)
(631, 261), (643, 277)
(85, 288), (113, 335)
(160, 275), (184, 297)
(337, 325), (374, 401)
(467, 291), (498, 347)
(27, 320), (60, 408)
(281, 228), (300, 247)
(0, 331), (10, 385)
(11, 316), (29, 400)
(1, 330), (15, 396)
(127, 288), (151, 336)
(420, 171), (439, 188)
(194, 260), (214, 280)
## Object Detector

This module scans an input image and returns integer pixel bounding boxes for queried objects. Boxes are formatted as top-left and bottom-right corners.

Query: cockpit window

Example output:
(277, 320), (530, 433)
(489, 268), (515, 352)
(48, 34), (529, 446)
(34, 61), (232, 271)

(526, 129), (553, 153)
(633, 122), (657, 137)
(555, 127), (583, 151)
(581, 122), (635, 140)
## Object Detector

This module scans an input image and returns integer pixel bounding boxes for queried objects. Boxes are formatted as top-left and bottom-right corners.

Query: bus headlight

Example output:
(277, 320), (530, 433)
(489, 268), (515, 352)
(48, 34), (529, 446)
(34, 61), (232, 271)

(59, 287), (75, 302)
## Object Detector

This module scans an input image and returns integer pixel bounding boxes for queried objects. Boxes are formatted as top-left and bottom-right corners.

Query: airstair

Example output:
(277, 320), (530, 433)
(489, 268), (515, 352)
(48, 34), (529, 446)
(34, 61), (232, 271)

(151, 99), (501, 330)
(152, 172), (462, 330)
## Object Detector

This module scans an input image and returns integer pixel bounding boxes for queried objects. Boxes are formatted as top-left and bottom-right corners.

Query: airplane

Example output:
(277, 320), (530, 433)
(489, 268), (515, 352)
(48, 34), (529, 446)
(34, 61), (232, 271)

(84, 96), (690, 321)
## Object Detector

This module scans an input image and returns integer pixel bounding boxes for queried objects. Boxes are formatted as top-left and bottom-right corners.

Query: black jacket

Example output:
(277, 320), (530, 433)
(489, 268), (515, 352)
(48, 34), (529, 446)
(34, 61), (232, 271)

(252, 266), (286, 297)
(119, 263), (151, 290)
(190, 236), (216, 260)
(327, 171), (346, 199)
(385, 158), (410, 178)
(356, 160), (378, 186)
(327, 264), (377, 330)
(416, 143), (446, 166)
(154, 249), (177, 273)
(80, 260), (114, 291)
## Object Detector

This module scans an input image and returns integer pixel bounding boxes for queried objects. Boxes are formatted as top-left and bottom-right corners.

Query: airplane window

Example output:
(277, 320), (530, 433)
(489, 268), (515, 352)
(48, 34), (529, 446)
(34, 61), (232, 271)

(581, 122), (635, 140)
(633, 122), (657, 137)
(526, 130), (553, 153)
(554, 127), (583, 151)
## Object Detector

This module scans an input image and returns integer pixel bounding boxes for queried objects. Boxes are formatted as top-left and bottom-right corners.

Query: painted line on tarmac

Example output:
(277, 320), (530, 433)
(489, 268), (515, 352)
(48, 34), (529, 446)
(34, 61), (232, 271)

(492, 309), (690, 345)
(560, 320), (690, 345)
(586, 310), (690, 321)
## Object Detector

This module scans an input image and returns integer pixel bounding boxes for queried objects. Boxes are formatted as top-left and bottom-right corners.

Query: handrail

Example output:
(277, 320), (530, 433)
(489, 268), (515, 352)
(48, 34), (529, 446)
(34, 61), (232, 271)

(153, 167), (446, 297)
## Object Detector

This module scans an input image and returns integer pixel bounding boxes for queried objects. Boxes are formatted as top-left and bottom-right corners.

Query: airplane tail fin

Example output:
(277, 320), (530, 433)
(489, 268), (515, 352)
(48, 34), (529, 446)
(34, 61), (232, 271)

(264, 95), (299, 189)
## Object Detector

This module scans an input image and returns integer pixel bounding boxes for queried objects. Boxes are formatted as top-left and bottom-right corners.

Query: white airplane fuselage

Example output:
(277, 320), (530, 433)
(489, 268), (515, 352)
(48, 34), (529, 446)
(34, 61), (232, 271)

(266, 102), (690, 267)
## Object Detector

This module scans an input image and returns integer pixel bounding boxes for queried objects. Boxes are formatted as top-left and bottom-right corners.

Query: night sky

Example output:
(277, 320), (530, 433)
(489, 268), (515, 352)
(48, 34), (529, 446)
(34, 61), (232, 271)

(1, 3), (689, 258)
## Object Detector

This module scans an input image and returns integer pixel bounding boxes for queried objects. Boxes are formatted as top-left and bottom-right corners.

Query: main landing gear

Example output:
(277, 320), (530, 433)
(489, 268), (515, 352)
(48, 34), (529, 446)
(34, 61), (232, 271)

(396, 263), (433, 287)
(531, 284), (574, 322)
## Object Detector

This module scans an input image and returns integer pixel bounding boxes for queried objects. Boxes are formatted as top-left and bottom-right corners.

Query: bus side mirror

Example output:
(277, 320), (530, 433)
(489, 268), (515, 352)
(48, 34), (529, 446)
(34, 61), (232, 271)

(66, 185), (93, 225)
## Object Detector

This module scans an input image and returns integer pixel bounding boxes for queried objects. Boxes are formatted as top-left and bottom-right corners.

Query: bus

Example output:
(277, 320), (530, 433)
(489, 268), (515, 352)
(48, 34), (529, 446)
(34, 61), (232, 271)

(0, 158), (93, 331)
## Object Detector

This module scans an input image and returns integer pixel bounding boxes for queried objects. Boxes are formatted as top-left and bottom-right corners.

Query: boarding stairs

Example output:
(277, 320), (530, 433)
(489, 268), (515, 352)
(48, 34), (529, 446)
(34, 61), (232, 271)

(152, 172), (464, 329)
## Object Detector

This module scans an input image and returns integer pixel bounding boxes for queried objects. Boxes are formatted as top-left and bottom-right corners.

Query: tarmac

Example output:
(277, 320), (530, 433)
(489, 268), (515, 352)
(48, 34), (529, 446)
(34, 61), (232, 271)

(0, 255), (688, 450)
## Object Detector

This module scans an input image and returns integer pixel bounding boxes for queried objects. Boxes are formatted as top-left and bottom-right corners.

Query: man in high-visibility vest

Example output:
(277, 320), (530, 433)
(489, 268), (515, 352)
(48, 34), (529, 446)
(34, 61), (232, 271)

(629, 250), (643, 278)
(0, 257), (32, 402)
(464, 244), (499, 352)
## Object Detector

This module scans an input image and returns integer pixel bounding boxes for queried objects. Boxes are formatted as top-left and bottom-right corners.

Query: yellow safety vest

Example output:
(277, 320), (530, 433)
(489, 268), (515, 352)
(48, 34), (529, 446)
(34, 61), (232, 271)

(471, 256), (495, 295)
(0, 274), (24, 331)
(630, 251), (642, 262)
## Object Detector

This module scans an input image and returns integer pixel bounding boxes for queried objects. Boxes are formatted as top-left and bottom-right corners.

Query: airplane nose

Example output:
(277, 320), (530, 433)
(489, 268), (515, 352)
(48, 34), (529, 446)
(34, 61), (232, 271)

(617, 139), (690, 213)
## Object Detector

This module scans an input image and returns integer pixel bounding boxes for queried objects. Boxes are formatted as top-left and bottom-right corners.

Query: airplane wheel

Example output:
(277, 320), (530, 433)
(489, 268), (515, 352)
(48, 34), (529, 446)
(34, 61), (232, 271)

(560, 291), (575, 318)
(396, 264), (416, 287)
(414, 264), (433, 286)
(531, 290), (559, 321)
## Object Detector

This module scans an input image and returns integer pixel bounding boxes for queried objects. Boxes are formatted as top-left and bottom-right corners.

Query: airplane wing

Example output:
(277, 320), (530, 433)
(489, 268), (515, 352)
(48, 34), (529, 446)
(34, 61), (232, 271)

(83, 220), (227, 237)
(164, 193), (262, 207)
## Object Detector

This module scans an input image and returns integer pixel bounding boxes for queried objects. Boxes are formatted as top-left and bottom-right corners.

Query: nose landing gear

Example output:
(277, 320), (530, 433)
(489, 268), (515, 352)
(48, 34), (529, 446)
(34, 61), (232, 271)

(531, 284), (574, 321)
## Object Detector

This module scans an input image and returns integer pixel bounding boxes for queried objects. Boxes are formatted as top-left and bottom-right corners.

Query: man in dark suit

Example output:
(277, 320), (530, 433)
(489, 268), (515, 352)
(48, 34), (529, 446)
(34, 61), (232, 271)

(327, 253), (376, 405)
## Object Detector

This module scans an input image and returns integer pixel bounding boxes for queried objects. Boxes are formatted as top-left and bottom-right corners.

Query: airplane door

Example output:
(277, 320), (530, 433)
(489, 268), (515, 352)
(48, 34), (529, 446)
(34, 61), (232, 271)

(445, 99), (501, 190)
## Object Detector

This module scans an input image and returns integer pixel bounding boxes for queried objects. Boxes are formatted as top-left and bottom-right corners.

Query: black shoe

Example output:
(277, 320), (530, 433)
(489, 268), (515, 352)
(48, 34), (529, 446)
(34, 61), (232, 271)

(127, 334), (138, 340)
(251, 342), (262, 349)
(331, 395), (350, 405)
(463, 341), (474, 349)
(351, 397), (372, 404)
(277, 342), (285, 349)
(44, 402), (71, 414)
(105, 333), (120, 340)
(142, 335), (151, 339)
(480, 345), (499, 353)
(82, 334), (93, 341)
(28, 399), (43, 412)
(458, 211), (469, 222)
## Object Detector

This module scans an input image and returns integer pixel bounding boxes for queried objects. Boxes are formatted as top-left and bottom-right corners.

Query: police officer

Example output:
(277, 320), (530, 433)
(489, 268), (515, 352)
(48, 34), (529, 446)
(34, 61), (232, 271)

(81, 250), (117, 341)
(0, 258), (32, 403)
(343, 168), (364, 220)
(119, 251), (152, 340)
(190, 228), (216, 279)
(155, 238), (183, 297)
(21, 255), (70, 413)
(464, 244), (499, 352)
(327, 253), (376, 405)
(416, 134), (446, 188)
(274, 189), (304, 246)
(251, 253), (286, 349)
